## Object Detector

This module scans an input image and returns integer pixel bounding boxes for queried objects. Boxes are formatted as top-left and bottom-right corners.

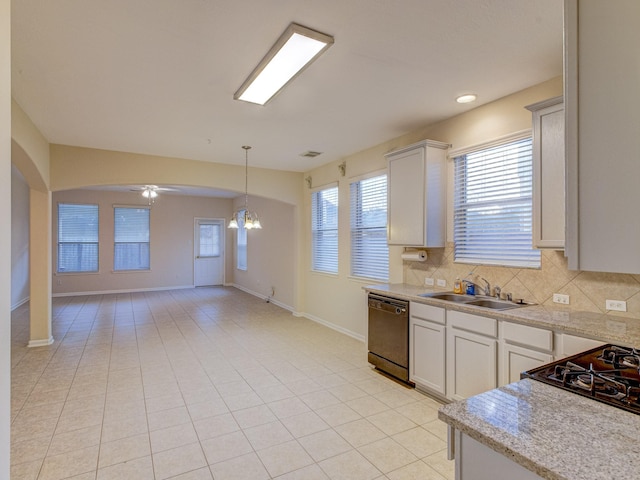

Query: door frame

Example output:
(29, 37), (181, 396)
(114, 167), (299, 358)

(193, 217), (226, 286)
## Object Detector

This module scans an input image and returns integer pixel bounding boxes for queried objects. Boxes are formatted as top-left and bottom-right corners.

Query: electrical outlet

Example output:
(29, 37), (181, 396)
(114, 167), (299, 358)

(436, 279), (446, 288)
(553, 293), (570, 305)
(605, 299), (627, 312)
(424, 278), (435, 287)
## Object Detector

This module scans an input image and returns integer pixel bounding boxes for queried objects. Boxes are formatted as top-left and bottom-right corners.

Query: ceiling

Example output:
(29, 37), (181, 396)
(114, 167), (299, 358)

(11, 0), (563, 174)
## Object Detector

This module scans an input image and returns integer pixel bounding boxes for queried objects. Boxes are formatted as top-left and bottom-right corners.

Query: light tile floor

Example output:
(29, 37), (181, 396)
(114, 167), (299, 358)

(10, 287), (454, 480)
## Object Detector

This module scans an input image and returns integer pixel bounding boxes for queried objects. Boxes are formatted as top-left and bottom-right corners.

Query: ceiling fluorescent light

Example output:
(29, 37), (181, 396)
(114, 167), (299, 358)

(235, 23), (334, 106)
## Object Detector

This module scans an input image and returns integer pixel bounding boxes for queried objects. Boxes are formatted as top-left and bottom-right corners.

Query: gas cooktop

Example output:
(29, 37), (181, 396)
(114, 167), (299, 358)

(522, 344), (640, 415)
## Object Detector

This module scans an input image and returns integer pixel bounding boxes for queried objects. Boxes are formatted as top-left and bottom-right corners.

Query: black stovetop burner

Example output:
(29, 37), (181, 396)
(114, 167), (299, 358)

(522, 344), (640, 414)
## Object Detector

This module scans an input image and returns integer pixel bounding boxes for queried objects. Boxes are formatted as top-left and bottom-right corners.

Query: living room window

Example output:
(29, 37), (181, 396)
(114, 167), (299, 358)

(311, 185), (338, 274)
(350, 173), (389, 281)
(114, 206), (150, 271)
(453, 135), (541, 268)
(57, 203), (99, 273)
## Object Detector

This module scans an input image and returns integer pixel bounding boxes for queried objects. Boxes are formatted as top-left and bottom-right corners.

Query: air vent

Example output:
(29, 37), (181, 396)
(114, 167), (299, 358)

(300, 151), (323, 158)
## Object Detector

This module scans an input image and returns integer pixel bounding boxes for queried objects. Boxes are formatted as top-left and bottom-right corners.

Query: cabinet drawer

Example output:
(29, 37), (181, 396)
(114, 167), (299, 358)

(502, 322), (553, 352)
(447, 310), (497, 337)
(410, 302), (445, 325)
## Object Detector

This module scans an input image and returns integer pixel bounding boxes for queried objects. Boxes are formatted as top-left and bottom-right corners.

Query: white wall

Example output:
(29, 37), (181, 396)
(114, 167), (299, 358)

(52, 189), (234, 295)
(11, 164), (29, 309)
(1, 0), (11, 473)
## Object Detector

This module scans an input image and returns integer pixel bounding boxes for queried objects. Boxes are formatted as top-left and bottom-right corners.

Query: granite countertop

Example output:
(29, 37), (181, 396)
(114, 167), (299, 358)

(364, 283), (640, 347)
(438, 379), (640, 480)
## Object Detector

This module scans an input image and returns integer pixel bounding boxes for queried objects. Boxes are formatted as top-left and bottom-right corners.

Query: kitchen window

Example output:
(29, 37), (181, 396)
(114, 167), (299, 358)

(57, 203), (99, 273)
(453, 135), (541, 268)
(311, 185), (338, 274)
(237, 210), (247, 271)
(350, 173), (389, 281)
(114, 206), (150, 271)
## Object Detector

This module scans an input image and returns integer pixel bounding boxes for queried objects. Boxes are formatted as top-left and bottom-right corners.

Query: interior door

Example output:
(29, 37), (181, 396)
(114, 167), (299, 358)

(194, 218), (224, 286)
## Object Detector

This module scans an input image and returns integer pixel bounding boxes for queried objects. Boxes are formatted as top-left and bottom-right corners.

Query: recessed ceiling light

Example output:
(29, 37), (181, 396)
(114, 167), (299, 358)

(456, 94), (477, 104)
(235, 23), (334, 106)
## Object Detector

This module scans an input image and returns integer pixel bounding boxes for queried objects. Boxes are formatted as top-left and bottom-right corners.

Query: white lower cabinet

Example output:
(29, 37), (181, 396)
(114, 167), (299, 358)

(404, 300), (607, 404)
(499, 321), (553, 385)
(409, 302), (446, 396)
(554, 332), (605, 359)
(454, 430), (543, 480)
(446, 311), (497, 401)
(501, 343), (553, 385)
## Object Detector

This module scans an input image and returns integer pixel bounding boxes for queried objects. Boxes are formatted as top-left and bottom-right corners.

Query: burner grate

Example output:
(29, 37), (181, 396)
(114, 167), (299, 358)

(522, 344), (640, 415)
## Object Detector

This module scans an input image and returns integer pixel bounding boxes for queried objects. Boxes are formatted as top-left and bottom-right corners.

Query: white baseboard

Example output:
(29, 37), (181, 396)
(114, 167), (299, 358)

(230, 284), (365, 343)
(230, 283), (294, 312)
(296, 311), (365, 343)
(50, 283), (365, 344)
(52, 285), (196, 297)
(27, 336), (54, 348)
(11, 296), (30, 311)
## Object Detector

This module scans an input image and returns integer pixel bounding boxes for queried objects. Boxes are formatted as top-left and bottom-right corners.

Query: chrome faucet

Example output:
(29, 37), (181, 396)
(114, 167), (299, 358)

(494, 285), (501, 299)
(479, 277), (491, 296)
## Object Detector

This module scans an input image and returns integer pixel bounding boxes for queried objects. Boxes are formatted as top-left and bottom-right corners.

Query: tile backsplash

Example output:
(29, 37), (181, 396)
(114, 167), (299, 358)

(404, 243), (640, 318)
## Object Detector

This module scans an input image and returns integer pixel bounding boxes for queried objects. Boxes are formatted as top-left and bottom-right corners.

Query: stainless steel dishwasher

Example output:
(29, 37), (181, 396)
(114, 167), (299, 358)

(367, 293), (410, 382)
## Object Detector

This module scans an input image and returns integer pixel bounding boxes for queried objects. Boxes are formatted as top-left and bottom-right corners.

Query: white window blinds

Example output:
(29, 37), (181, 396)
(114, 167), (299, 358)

(114, 207), (150, 271)
(453, 137), (541, 268)
(57, 203), (99, 273)
(311, 186), (338, 274)
(350, 174), (389, 281)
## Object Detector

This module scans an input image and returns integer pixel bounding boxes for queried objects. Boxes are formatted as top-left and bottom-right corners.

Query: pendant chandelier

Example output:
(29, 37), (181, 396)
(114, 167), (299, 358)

(228, 146), (262, 230)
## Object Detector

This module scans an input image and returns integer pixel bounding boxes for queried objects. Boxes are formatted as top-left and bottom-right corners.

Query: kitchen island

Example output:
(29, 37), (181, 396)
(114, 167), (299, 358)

(438, 378), (640, 480)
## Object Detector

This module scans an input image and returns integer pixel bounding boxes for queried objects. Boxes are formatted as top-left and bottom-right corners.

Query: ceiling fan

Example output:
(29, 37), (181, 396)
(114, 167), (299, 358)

(129, 185), (179, 204)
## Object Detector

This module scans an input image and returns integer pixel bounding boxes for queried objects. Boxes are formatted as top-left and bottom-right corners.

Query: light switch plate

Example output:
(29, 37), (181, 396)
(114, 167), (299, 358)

(436, 279), (446, 287)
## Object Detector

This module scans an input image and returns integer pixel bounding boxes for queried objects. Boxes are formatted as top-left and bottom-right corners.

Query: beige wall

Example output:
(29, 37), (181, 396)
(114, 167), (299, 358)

(231, 195), (297, 310)
(302, 77), (564, 339)
(11, 165), (30, 308)
(11, 99), (49, 191)
(52, 189), (235, 295)
(50, 144), (302, 206)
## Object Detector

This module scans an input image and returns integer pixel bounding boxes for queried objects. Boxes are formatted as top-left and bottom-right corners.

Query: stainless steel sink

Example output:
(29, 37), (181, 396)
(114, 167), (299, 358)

(419, 291), (530, 310)
(419, 292), (474, 303)
(464, 299), (522, 310)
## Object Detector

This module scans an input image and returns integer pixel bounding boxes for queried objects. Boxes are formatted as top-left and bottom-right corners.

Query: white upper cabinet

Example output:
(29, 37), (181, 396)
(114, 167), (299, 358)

(564, 0), (640, 273)
(386, 139), (449, 246)
(526, 97), (565, 250)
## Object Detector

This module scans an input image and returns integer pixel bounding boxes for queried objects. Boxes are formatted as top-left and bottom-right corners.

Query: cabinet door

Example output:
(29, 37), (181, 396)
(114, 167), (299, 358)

(446, 327), (497, 401)
(387, 145), (426, 246)
(410, 317), (446, 396)
(554, 333), (604, 359)
(500, 343), (553, 386)
(565, 0), (640, 273)
(456, 431), (543, 480)
(528, 97), (564, 249)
